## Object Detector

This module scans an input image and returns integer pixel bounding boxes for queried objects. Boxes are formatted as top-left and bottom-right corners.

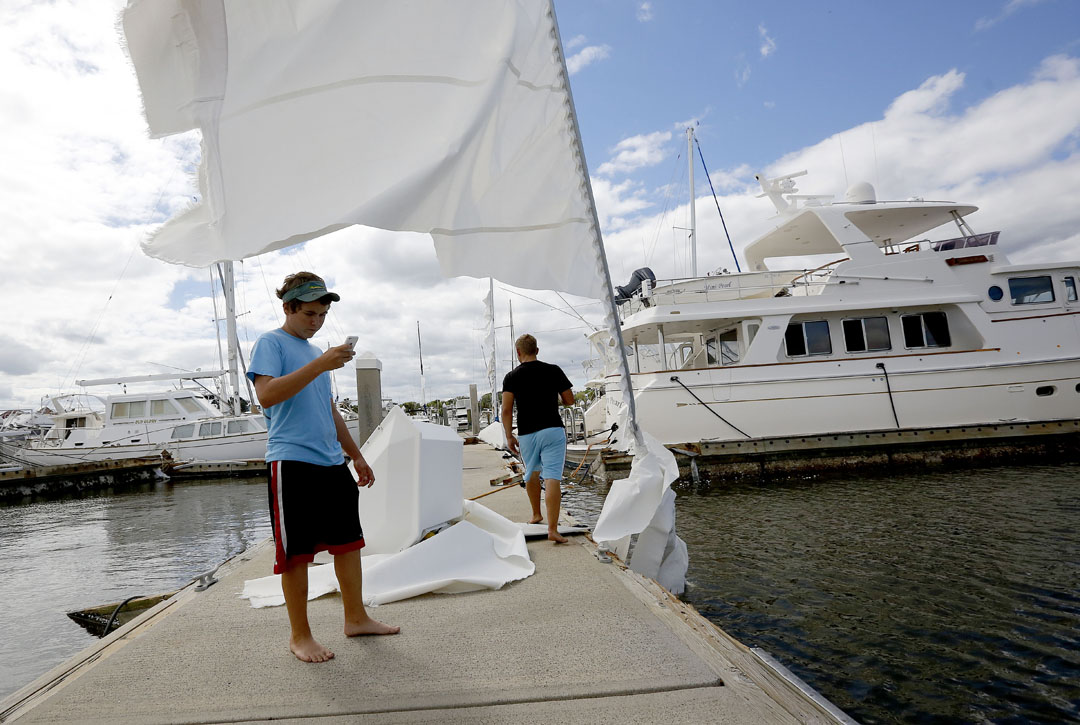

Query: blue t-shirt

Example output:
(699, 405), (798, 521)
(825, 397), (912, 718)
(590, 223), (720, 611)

(247, 328), (343, 466)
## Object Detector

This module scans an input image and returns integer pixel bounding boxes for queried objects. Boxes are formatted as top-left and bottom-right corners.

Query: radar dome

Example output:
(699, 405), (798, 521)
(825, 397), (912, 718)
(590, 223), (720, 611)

(844, 181), (876, 203)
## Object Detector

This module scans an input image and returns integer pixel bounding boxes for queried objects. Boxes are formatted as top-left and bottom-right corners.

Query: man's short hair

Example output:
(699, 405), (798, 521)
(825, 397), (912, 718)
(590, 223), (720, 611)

(515, 334), (538, 355)
(276, 272), (337, 312)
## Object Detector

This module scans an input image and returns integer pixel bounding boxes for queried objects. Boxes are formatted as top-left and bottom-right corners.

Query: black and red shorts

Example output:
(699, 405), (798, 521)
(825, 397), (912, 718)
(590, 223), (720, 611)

(266, 459), (365, 574)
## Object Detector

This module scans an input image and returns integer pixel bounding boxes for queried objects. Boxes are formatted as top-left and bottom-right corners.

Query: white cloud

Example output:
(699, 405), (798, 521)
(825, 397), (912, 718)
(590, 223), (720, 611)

(734, 54), (752, 88)
(758, 23), (777, 58)
(975, 0), (1047, 31)
(594, 55), (1080, 280)
(590, 177), (654, 232)
(637, 2), (653, 22)
(567, 44), (611, 75)
(564, 34), (587, 51)
(597, 131), (673, 176)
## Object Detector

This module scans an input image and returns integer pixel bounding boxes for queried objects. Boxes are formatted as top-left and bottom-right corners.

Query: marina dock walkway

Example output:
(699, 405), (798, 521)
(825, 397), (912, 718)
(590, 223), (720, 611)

(2, 446), (846, 724)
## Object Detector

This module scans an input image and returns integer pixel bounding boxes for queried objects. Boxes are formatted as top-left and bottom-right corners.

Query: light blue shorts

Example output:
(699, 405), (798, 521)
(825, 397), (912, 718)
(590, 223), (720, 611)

(519, 427), (567, 481)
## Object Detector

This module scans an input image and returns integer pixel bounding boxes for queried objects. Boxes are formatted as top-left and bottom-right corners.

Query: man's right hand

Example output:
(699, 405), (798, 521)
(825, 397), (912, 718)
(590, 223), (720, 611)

(507, 433), (520, 456)
(320, 344), (356, 371)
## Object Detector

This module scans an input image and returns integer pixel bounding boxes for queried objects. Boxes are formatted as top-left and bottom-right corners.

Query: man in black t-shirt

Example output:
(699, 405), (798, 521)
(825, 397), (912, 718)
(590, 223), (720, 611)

(501, 334), (574, 543)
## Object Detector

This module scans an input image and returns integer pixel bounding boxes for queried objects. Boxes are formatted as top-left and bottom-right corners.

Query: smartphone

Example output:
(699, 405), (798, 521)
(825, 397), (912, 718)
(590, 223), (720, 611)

(343, 335), (358, 349)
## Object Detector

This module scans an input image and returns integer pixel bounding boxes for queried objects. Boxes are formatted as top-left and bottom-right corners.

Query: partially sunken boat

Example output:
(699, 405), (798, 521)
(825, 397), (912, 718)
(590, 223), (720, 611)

(573, 172), (1080, 479)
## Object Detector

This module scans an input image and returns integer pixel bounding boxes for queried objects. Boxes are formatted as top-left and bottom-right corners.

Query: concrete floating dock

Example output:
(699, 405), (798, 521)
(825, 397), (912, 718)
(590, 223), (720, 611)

(1, 445), (851, 724)
(567, 419), (1080, 483)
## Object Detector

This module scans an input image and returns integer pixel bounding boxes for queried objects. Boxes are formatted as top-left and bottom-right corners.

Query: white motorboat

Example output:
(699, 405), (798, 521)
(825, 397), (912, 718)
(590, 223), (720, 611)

(581, 170), (1080, 451)
(0, 380), (268, 468)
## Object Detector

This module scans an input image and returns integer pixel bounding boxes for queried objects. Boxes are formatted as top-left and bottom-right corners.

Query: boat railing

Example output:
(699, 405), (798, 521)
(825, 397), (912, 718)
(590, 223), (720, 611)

(561, 406), (587, 443)
(788, 258), (849, 287)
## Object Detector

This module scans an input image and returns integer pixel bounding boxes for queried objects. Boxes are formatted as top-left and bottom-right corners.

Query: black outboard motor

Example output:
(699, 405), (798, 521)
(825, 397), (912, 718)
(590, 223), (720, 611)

(614, 267), (656, 304)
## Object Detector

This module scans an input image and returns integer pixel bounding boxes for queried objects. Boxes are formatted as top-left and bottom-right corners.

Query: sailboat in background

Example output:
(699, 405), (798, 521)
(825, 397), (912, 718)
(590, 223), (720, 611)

(0, 261), (329, 470)
(408, 321), (432, 424)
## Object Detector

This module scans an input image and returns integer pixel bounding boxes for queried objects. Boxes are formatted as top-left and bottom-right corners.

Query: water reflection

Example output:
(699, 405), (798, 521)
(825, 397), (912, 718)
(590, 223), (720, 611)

(562, 463), (1080, 724)
(0, 477), (270, 701)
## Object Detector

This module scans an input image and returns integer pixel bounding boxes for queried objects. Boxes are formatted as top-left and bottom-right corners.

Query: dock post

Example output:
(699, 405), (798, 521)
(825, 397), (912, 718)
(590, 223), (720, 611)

(469, 384), (480, 435)
(354, 354), (383, 447)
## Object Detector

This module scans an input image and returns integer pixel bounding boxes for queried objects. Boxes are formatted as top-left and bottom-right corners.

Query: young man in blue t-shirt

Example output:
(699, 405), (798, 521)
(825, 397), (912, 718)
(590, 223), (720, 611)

(248, 272), (398, 663)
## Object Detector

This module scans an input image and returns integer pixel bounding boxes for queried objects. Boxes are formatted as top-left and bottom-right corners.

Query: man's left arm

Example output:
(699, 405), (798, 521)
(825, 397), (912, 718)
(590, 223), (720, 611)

(332, 401), (374, 487)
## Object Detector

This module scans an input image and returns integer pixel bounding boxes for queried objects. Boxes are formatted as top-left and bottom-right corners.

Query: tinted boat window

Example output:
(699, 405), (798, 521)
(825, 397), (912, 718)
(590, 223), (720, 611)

(843, 319), (866, 352)
(844, 317), (890, 353)
(923, 312), (951, 347)
(805, 321), (832, 355)
(864, 317), (891, 350)
(1008, 276), (1055, 304)
(784, 324), (806, 356)
(1065, 276), (1077, 302)
(902, 312), (950, 348)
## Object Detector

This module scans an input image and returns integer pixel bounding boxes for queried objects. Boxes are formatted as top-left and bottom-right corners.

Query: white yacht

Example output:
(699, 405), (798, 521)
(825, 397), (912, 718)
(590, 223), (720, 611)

(0, 379), (267, 468)
(581, 171), (1080, 453)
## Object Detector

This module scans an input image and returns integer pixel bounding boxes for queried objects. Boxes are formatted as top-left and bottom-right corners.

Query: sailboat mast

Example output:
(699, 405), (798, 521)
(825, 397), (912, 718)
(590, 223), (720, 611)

(222, 261), (241, 415)
(688, 126), (697, 278)
(508, 300), (515, 369)
(417, 321), (427, 413)
(489, 277), (498, 421)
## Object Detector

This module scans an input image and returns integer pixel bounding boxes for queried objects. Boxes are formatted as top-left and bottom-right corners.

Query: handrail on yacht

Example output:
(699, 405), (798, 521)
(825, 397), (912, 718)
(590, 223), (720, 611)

(788, 257), (849, 287)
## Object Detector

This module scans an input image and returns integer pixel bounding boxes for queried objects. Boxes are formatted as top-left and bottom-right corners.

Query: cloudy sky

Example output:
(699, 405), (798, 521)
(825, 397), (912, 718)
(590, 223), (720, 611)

(1, 0), (1078, 411)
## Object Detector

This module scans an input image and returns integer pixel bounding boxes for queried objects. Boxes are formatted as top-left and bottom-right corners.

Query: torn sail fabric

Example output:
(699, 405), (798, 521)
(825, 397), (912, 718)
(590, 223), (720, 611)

(122, 0), (607, 300)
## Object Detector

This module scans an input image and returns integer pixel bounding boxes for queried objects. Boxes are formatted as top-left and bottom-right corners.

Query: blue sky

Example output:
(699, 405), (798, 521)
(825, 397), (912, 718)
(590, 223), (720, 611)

(0, 0), (1078, 410)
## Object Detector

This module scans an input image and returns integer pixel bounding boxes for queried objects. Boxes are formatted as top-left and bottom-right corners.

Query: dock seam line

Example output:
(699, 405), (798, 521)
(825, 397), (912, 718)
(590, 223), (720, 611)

(171, 681), (726, 724)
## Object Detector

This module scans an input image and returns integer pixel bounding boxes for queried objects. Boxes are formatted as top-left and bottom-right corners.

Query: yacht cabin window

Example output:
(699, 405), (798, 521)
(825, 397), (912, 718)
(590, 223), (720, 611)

(150, 399), (178, 416)
(227, 420), (251, 434)
(1065, 276), (1077, 302)
(171, 424), (195, 439)
(198, 422), (222, 437)
(1008, 276), (1055, 305)
(175, 397), (203, 414)
(705, 329), (740, 366)
(901, 312), (951, 348)
(785, 320), (831, 357)
(843, 317), (891, 353)
(111, 400), (146, 419)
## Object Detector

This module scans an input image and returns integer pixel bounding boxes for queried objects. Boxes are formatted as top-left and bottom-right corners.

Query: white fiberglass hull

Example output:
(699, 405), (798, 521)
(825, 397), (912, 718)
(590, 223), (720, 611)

(601, 356), (1080, 446)
(1, 417), (366, 469)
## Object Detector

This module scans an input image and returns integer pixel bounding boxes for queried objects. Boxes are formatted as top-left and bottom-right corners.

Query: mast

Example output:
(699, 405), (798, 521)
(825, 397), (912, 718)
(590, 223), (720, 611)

(222, 261), (242, 415)
(687, 126), (697, 277)
(508, 299), (515, 369)
(488, 277), (499, 421)
(417, 321), (427, 414)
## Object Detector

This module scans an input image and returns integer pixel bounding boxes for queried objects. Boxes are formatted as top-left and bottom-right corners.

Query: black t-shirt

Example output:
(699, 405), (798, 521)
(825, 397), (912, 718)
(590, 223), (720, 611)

(502, 360), (573, 435)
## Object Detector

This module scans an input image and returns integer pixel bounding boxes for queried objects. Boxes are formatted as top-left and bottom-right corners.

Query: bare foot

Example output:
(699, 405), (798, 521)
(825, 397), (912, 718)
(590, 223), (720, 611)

(345, 616), (401, 637)
(548, 529), (568, 544)
(528, 515), (544, 525)
(290, 634), (334, 663)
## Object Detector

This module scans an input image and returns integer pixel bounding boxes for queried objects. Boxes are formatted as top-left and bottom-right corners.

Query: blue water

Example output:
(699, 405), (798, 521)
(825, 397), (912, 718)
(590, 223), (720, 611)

(0, 478), (270, 702)
(562, 462), (1080, 724)
(4, 464), (1079, 723)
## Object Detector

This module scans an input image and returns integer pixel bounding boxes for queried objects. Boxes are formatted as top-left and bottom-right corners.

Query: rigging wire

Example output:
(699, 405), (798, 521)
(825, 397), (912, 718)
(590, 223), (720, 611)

(60, 160), (182, 392)
(497, 286), (600, 326)
(693, 137), (742, 273)
(644, 149), (686, 269)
